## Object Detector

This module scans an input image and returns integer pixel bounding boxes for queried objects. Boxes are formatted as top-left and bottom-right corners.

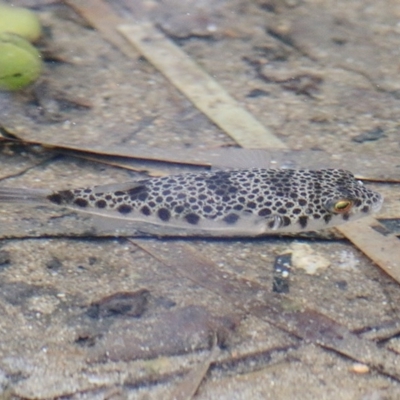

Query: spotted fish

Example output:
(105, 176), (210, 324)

(0, 168), (383, 237)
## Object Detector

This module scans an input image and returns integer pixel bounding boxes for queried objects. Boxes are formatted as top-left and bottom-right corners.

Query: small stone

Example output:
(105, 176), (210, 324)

(290, 242), (330, 274)
(352, 127), (385, 143)
(350, 363), (370, 374)
(246, 88), (270, 98)
(46, 257), (62, 271)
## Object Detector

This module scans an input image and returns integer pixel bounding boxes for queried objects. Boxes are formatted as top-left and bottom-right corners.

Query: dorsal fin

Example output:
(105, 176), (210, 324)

(92, 180), (149, 194)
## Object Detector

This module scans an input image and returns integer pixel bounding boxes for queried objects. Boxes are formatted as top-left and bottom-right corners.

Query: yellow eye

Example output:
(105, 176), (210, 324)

(333, 200), (353, 213)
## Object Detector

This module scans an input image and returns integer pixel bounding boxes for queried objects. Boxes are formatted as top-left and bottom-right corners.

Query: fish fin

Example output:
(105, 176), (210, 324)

(0, 187), (51, 204)
(92, 180), (149, 194)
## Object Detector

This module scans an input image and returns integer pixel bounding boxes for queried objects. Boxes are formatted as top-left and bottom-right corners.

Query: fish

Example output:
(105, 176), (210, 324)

(0, 168), (383, 237)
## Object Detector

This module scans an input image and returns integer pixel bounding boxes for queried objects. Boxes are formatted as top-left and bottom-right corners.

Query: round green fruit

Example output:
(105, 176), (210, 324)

(0, 3), (42, 42)
(0, 33), (43, 91)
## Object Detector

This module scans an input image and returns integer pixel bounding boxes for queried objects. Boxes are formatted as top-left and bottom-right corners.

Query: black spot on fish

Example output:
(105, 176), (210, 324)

(47, 190), (74, 205)
(128, 185), (148, 196)
(323, 214), (332, 224)
(175, 205), (184, 214)
(205, 171), (232, 190)
(282, 216), (291, 226)
(118, 204), (133, 214)
(185, 213), (200, 225)
(203, 205), (213, 213)
(158, 208), (171, 221)
(228, 186), (238, 193)
(141, 206), (151, 216)
(298, 216), (308, 229)
(137, 192), (148, 201)
(74, 198), (88, 207)
(47, 193), (63, 205)
(342, 213), (350, 221)
(95, 199), (107, 209)
(258, 208), (272, 216)
(223, 213), (239, 225)
(361, 205), (369, 213)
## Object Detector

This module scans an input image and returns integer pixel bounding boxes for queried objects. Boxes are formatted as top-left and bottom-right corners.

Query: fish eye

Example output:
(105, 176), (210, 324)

(332, 199), (353, 213)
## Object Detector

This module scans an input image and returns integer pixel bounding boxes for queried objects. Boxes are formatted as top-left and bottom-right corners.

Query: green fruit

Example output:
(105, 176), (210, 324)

(0, 33), (43, 91)
(0, 3), (42, 42)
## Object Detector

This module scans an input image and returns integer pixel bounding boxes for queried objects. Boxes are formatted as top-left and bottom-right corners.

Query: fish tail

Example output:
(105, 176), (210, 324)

(0, 187), (51, 204)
